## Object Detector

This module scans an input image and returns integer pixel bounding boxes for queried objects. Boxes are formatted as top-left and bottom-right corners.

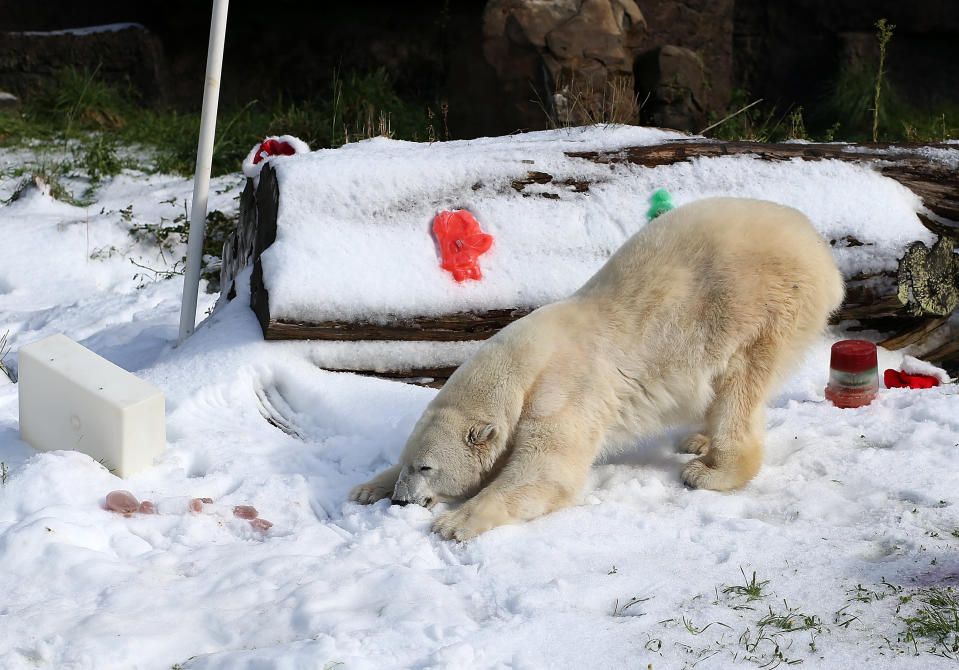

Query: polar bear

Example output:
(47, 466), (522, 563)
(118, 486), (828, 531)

(350, 197), (845, 540)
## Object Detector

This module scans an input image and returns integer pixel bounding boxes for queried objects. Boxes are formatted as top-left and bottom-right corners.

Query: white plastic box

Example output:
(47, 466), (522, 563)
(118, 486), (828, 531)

(18, 334), (166, 477)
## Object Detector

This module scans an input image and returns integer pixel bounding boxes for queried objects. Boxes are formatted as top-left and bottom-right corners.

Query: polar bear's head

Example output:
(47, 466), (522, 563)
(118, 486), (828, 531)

(391, 404), (502, 508)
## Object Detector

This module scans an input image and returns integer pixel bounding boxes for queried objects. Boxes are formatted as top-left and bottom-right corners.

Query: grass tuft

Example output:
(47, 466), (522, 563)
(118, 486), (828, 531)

(77, 134), (123, 183)
(539, 74), (643, 129)
(2, 66), (437, 180)
(611, 595), (651, 616)
(758, 600), (822, 632)
(0, 330), (14, 382)
(724, 568), (770, 602)
(872, 18), (895, 142)
(901, 587), (959, 658)
(683, 615), (731, 635)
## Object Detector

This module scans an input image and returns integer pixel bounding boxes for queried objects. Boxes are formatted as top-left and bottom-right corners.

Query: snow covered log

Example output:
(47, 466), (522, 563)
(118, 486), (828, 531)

(568, 140), (959, 224)
(219, 130), (959, 382)
(568, 139), (959, 346)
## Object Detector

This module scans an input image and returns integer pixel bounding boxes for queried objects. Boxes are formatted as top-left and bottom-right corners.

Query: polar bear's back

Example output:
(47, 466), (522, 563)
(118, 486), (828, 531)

(653, 197), (837, 271)
(569, 197), (845, 413)
(578, 197), (843, 318)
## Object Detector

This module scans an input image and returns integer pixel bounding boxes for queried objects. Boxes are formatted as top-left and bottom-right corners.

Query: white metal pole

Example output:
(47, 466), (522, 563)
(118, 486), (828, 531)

(178, 0), (230, 343)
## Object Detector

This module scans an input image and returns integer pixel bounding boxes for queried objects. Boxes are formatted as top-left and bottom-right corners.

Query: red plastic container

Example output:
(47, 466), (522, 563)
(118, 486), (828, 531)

(825, 339), (878, 408)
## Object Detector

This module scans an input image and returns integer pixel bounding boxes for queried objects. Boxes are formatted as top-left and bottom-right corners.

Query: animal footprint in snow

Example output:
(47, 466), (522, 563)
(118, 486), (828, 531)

(104, 489), (273, 531)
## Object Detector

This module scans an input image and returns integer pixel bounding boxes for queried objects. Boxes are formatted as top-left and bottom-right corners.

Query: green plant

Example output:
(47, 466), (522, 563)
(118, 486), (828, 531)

(758, 601), (822, 632)
(787, 106), (806, 140)
(130, 257), (185, 287)
(5, 167), (87, 207)
(28, 66), (128, 134)
(702, 91), (791, 142)
(77, 134), (123, 183)
(682, 615), (731, 635)
(724, 568), (770, 602)
(901, 587), (959, 657)
(5, 65), (438, 179)
(813, 18), (958, 143)
(0, 330), (13, 382)
(611, 595), (650, 616)
(872, 18), (895, 142)
(125, 206), (236, 290)
(823, 121), (841, 142)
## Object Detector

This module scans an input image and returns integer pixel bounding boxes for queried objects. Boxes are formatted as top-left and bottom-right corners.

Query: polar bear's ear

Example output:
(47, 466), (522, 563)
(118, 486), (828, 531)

(467, 423), (497, 447)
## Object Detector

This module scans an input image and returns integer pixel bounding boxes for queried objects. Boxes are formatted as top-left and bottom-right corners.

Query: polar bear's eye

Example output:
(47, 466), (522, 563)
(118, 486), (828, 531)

(419, 466), (432, 472)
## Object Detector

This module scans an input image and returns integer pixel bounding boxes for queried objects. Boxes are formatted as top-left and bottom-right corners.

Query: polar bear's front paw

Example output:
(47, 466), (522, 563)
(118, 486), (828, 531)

(348, 465), (401, 505)
(682, 457), (749, 492)
(681, 458), (720, 490)
(679, 433), (711, 455)
(349, 481), (392, 505)
(432, 500), (507, 541)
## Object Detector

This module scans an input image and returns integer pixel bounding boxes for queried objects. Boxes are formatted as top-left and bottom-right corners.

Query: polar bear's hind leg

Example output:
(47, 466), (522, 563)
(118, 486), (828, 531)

(681, 334), (781, 491)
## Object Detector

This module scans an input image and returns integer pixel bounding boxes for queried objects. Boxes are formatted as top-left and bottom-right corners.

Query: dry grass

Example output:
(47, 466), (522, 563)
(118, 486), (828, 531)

(548, 74), (643, 128)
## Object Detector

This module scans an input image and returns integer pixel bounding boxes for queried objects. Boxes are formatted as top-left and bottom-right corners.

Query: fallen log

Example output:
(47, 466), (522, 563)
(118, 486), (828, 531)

(220, 138), (959, 381)
(263, 309), (534, 342)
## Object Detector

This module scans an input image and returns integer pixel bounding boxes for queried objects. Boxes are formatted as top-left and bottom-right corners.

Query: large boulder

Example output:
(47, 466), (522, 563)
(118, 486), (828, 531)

(635, 45), (707, 132)
(481, 0), (647, 129)
(0, 23), (169, 105)
(0, 90), (18, 110)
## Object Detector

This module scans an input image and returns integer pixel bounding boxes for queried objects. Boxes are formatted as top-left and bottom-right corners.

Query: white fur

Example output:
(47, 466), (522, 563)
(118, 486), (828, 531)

(350, 198), (846, 540)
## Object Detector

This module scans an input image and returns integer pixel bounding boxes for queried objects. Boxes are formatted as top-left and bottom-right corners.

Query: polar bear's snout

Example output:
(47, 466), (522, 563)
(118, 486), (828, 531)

(391, 472), (434, 508)
(391, 478), (411, 506)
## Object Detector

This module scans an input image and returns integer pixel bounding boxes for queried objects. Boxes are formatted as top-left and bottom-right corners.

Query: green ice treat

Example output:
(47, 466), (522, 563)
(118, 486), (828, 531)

(648, 189), (675, 219)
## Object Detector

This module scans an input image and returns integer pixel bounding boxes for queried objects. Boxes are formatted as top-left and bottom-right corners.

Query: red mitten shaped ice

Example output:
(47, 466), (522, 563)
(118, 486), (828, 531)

(252, 138), (297, 165)
(242, 135), (310, 179)
(883, 369), (940, 389)
(433, 210), (493, 282)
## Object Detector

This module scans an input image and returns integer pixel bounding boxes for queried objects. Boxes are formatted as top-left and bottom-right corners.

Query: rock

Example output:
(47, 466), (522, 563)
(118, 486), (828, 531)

(635, 45), (707, 132)
(732, 0), (959, 121)
(0, 90), (19, 110)
(0, 24), (169, 106)
(481, 0), (647, 129)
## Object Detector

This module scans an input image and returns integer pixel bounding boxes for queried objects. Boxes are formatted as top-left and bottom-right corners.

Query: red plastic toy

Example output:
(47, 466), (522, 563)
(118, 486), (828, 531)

(252, 138), (297, 165)
(432, 210), (494, 282)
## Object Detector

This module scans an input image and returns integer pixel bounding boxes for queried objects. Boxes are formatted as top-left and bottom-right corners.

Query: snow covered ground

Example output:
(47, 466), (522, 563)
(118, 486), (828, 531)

(0, 130), (957, 670)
